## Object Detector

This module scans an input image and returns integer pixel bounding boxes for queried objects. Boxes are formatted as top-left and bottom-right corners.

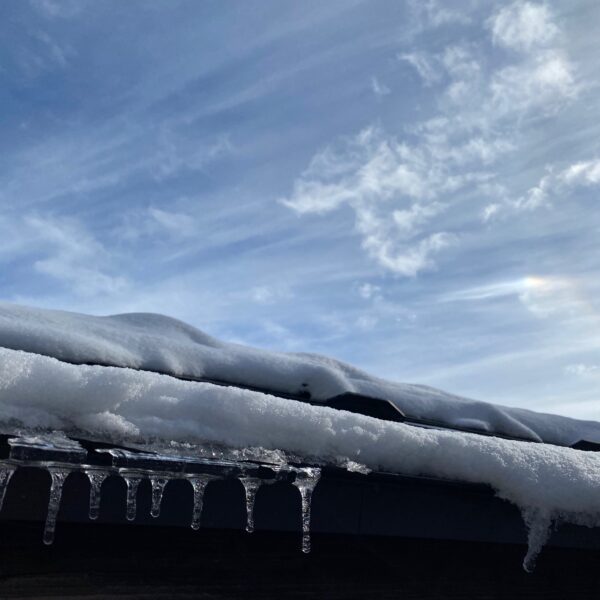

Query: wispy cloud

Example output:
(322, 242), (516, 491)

(25, 215), (128, 297)
(485, 158), (600, 216)
(30, 0), (87, 19)
(566, 364), (600, 376)
(371, 76), (391, 97)
(281, 1), (582, 278)
(442, 276), (595, 321)
(488, 2), (559, 52)
(398, 52), (441, 86)
(280, 125), (467, 276)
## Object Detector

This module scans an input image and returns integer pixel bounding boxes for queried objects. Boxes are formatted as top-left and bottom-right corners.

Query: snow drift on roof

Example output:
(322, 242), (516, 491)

(0, 301), (599, 446)
(1, 344), (600, 571)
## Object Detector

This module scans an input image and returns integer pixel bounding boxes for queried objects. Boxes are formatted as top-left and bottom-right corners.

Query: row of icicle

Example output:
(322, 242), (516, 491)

(0, 464), (321, 552)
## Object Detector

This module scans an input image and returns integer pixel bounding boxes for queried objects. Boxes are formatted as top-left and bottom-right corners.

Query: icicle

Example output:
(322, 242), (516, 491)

(187, 475), (216, 530)
(521, 507), (553, 573)
(292, 468), (321, 554)
(85, 469), (110, 520)
(0, 466), (15, 513)
(239, 477), (262, 533)
(43, 468), (71, 545)
(149, 475), (170, 518)
(122, 473), (143, 521)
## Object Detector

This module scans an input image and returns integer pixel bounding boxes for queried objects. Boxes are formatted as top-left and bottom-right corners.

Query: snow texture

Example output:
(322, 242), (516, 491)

(2, 304), (600, 567)
(1, 302), (600, 446)
(2, 345), (600, 524)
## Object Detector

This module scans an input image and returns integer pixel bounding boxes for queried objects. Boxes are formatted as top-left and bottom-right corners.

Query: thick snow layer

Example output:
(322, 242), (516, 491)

(1, 302), (600, 446)
(1, 345), (600, 569)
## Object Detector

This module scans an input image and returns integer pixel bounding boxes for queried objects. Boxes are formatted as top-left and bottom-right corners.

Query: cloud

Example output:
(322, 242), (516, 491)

(371, 77), (391, 97)
(30, 0), (86, 18)
(282, 1), (583, 277)
(117, 206), (198, 242)
(409, 0), (472, 30)
(517, 276), (586, 318)
(25, 215), (128, 297)
(151, 131), (233, 181)
(398, 52), (441, 86)
(280, 126), (467, 276)
(486, 158), (600, 216)
(444, 276), (592, 321)
(353, 282), (417, 331)
(489, 2), (559, 52)
(489, 50), (576, 116)
(248, 285), (293, 305)
(148, 207), (196, 236)
(357, 282), (381, 300)
(565, 364), (600, 376)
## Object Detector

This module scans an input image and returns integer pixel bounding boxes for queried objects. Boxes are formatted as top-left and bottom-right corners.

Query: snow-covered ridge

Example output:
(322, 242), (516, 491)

(1, 302), (599, 446)
(1, 345), (600, 570)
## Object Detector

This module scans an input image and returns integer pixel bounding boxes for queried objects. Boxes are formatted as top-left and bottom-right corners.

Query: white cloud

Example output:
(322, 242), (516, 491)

(281, 1), (582, 278)
(357, 282), (381, 300)
(488, 158), (600, 217)
(398, 52), (441, 86)
(559, 159), (600, 186)
(248, 285), (292, 305)
(442, 279), (528, 302)
(152, 131), (233, 181)
(371, 77), (390, 97)
(148, 207), (196, 237)
(489, 2), (559, 52)
(409, 0), (472, 30)
(516, 276), (585, 318)
(490, 50), (576, 116)
(441, 44), (481, 80)
(33, 32), (74, 69)
(116, 206), (197, 242)
(30, 0), (86, 18)
(280, 126), (468, 276)
(25, 215), (128, 297)
(566, 364), (600, 376)
(442, 276), (591, 322)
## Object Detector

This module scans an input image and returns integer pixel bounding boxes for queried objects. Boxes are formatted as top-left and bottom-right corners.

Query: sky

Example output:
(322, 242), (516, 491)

(2, 0), (600, 420)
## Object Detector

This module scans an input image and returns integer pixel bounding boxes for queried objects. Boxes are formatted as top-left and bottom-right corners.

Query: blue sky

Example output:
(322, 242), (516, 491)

(2, 0), (600, 419)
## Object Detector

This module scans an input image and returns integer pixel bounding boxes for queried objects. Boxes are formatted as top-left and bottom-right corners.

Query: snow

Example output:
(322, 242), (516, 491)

(2, 345), (600, 555)
(2, 302), (600, 568)
(1, 301), (599, 446)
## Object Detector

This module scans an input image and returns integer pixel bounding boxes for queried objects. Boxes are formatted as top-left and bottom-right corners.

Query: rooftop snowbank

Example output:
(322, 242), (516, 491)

(1, 345), (600, 569)
(1, 302), (599, 446)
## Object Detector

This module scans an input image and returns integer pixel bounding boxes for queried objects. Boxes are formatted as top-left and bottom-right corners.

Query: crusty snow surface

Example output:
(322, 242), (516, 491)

(2, 302), (600, 570)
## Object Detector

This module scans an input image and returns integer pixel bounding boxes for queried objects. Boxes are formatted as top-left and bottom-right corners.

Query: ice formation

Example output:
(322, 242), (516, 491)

(2, 302), (600, 568)
(149, 476), (169, 518)
(292, 468), (322, 553)
(43, 468), (70, 545)
(0, 466), (15, 512)
(187, 475), (217, 530)
(85, 468), (110, 520)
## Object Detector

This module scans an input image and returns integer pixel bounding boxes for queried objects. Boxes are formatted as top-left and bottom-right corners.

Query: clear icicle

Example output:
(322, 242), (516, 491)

(292, 468), (321, 554)
(0, 466), (15, 513)
(521, 507), (553, 573)
(122, 474), (142, 521)
(43, 468), (71, 545)
(239, 477), (262, 533)
(149, 476), (170, 518)
(85, 469), (110, 520)
(187, 475), (215, 530)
